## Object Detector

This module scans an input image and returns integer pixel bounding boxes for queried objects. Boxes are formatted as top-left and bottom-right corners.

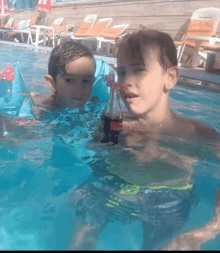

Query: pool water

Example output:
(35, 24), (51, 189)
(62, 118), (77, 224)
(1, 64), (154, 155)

(0, 45), (220, 250)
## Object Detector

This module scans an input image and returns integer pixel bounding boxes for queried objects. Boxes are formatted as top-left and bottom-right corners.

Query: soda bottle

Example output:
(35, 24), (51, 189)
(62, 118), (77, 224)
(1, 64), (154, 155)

(101, 83), (123, 145)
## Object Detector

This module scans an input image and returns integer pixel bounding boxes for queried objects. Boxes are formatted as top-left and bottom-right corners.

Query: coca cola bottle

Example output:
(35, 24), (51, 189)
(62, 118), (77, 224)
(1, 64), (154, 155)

(101, 83), (123, 145)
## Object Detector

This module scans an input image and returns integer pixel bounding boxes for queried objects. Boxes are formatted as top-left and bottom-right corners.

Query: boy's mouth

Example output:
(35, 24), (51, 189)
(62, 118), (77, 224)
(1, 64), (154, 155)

(71, 97), (83, 100)
(124, 92), (139, 101)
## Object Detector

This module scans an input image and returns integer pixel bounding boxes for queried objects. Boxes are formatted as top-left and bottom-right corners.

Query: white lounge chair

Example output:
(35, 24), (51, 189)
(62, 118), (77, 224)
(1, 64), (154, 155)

(6, 16), (39, 43)
(72, 18), (113, 50)
(176, 7), (220, 68)
(71, 14), (98, 39)
(0, 18), (14, 39)
(28, 18), (64, 48)
(95, 24), (130, 54)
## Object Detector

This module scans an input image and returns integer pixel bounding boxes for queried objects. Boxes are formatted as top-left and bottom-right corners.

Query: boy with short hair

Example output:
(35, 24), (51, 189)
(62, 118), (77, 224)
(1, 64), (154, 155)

(33, 40), (115, 119)
(68, 29), (220, 250)
(33, 40), (96, 118)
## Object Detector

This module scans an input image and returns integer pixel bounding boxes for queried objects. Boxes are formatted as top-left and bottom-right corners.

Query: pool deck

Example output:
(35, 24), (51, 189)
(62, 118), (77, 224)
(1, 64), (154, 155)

(0, 40), (117, 64)
(179, 67), (220, 85)
(1, 40), (220, 88)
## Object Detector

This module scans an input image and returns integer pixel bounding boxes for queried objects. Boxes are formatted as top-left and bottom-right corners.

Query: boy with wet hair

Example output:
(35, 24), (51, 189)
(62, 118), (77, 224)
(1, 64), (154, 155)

(117, 28), (220, 250)
(33, 40), (96, 118)
(68, 29), (220, 250)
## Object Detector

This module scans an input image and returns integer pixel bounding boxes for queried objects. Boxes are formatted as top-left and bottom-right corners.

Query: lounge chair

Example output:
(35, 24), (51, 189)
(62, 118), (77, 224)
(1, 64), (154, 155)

(0, 18), (14, 39)
(46, 18), (65, 36)
(54, 24), (75, 45)
(7, 16), (39, 43)
(72, 17), (112, 40)
(175, 7), (220, 68)
(28, 18), (64, 48)
(46, 23), (75, 46)
(0, 14), (10, 28)
(95, 24), (130, 54)
(1, 19), (28, 41)
(71, 14), (97, 39)
(1, 17), (14, 29)
(71, 18), (112, 49)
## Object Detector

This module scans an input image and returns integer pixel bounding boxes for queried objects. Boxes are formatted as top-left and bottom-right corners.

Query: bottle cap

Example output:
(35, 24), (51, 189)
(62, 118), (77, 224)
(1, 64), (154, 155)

(111, 82), (124, 89)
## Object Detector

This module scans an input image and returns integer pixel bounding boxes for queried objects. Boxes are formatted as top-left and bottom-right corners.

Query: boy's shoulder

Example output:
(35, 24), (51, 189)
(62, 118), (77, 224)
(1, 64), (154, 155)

(193, 120), (219, 141)
(174, 114), (220, 141)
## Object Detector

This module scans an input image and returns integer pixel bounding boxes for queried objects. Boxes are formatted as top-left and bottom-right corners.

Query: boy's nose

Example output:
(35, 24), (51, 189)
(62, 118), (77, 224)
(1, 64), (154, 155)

(73, 84), (82, 97)
(123, 73), (135, 87)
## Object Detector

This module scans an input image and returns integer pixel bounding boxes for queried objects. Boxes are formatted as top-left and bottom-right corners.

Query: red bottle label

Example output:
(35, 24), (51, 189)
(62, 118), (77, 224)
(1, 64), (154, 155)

(110, 121), (122, 131)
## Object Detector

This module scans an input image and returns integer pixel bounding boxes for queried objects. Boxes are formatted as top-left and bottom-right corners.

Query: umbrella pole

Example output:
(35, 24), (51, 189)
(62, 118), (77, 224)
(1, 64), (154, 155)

(1, 0), (5, 16)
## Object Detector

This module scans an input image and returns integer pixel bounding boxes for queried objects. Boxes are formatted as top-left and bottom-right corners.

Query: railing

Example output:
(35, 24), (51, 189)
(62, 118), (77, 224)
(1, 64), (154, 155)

(52, 0), (191, 7)
(6, 0), (195, 11)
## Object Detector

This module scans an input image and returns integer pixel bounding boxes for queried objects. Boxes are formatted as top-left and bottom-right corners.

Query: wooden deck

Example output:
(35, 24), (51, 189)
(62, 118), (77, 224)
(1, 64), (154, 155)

(4, 0), (220, 40)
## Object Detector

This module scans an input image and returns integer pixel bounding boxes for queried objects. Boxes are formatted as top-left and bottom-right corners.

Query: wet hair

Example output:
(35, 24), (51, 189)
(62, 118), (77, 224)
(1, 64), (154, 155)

(116, 28), (177, 72)
(48, 40), (96, 81)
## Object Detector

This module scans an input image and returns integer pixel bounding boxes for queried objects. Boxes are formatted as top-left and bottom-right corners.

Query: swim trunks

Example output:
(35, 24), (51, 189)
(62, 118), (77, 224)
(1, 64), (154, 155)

(68, 171), (195, 231)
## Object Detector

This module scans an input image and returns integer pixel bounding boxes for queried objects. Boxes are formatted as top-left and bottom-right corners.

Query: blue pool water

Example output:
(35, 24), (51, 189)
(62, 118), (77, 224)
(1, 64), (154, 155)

(0, 45), (220, 250)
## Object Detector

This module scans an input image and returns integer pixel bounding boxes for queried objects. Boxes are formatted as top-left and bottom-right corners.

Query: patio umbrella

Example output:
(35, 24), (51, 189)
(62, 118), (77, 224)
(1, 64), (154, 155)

(37, 0), (51, 25)
(0, 0), (9, 16)
(37, 0), (51, 14)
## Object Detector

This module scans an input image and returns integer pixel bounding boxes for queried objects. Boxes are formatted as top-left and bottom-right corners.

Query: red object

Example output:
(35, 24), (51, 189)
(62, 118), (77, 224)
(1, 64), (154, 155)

(0, 0), (9, 14)
(111, 82), (124, 89)
(0, 66), (15, 82)
(110, 121), (123, 131)
(37, 0), (51, 14)
(91, 96), (99, 103)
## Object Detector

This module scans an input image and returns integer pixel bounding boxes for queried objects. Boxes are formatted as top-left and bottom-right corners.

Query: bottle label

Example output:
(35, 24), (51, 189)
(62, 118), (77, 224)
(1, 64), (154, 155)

(110, 121), (122, 131)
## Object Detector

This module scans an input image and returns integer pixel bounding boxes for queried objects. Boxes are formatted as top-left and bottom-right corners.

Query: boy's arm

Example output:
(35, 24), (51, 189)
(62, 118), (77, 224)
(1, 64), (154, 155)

(68, 217), (103, 250)
(195, 121), (220, 160)
(161, 123), (220, 250)
(162, 186), (220, 250)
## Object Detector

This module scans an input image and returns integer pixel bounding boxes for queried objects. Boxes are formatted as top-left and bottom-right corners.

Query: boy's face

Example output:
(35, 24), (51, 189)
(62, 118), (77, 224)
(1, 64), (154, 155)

(54, 57), (95, 108)
(117, 47), (172, 119)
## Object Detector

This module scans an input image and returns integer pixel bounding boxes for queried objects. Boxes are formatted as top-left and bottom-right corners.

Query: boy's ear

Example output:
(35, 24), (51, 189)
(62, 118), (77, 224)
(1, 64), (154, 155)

(164, 66), (179, 92)
(44, 74), (56, 93)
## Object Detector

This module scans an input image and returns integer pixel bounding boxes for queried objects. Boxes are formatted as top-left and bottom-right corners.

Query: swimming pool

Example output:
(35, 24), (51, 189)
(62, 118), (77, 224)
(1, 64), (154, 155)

(0, 45), (220, 250)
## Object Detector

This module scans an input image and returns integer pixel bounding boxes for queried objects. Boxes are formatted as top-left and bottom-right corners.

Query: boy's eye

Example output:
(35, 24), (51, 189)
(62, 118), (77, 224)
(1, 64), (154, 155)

(133, 67), (146, 73)
(117, 71), (125, 77)
(65, 79), (75, 83)
(83, 79), (94, 84)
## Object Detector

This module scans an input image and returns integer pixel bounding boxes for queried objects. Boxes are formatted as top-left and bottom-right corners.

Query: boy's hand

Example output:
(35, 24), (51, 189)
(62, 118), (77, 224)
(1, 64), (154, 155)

(163, 220), (220, 251)
(12, 118), (37, 126)
(162, 232), (203, 250)
(104, 72), (115, 87)
(32, 104), (48, 120)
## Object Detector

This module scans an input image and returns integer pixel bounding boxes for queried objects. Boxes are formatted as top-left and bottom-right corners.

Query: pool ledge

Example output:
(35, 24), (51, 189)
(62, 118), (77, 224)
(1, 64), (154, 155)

(1, 40), (220, 86)
(179, 67), (220, 85)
